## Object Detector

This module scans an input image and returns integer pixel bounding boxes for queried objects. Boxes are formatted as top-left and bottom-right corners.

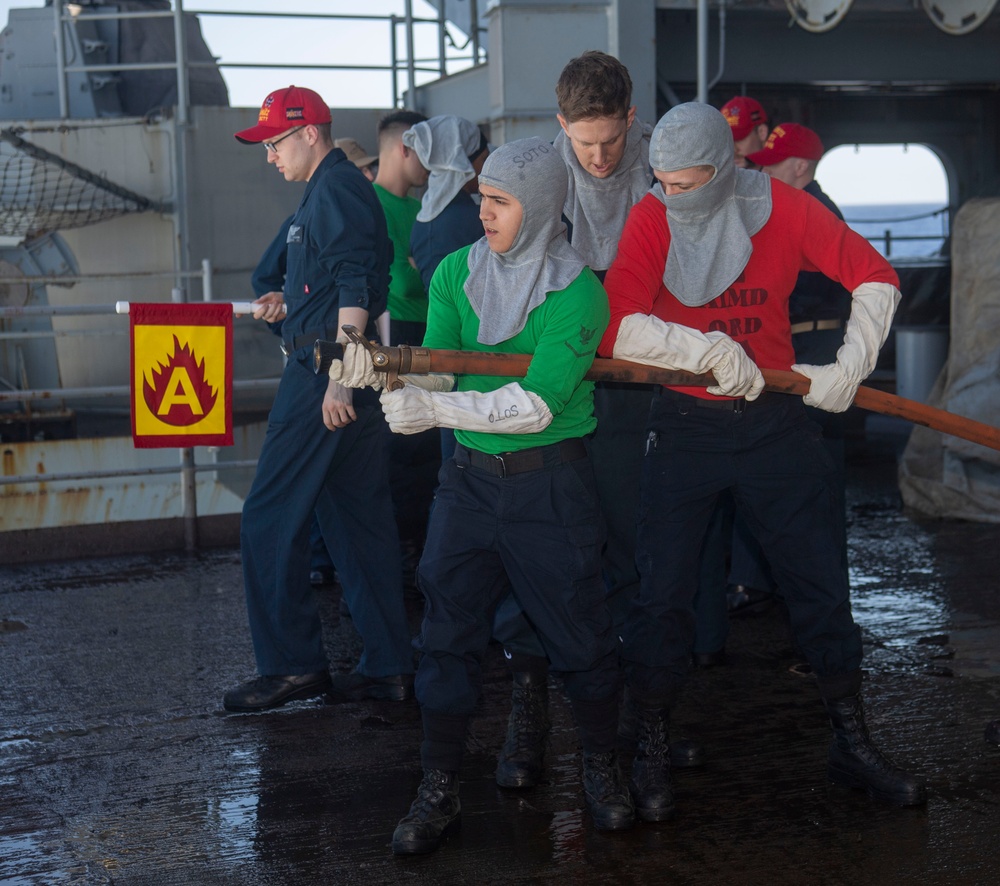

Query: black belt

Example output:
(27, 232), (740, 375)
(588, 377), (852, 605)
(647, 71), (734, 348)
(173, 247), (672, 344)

(280, 330), (331, 357)
(658, 388), (748, 413)
(459, 438), (587, 478)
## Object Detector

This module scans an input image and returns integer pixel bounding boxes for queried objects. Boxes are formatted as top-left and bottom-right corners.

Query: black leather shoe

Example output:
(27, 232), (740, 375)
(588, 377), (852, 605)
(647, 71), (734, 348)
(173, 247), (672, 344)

(985, 720), (1000, 746)
(325, 672), (414, 702)
(223, 671), (331, 712)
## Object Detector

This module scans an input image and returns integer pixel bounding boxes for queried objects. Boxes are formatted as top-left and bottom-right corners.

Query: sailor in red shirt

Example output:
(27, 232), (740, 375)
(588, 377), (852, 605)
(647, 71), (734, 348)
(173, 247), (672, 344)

(600, 102), (926, 821)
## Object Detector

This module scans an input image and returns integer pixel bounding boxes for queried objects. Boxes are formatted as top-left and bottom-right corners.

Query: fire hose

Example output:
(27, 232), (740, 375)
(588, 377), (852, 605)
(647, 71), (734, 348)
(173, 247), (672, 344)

(312, 326), (1000, 453)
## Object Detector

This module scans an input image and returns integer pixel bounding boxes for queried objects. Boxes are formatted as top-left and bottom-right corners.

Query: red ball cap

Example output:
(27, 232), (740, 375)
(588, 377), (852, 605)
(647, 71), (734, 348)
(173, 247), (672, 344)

(234, 85), (332, 144)
(720, 96), (768, 141)
(746, 122), (825, 166)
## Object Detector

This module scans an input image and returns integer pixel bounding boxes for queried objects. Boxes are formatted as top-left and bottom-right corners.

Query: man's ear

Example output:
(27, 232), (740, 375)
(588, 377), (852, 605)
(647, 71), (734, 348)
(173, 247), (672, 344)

(626, 105), (636, 129)
(556, 113), (571, 136)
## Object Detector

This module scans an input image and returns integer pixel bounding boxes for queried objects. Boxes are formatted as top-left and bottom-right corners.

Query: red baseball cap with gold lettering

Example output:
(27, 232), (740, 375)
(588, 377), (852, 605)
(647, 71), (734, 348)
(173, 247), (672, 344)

(746, 123), (825, 166)
(234, 85), (332, 144)
(720, 96), (768, 141)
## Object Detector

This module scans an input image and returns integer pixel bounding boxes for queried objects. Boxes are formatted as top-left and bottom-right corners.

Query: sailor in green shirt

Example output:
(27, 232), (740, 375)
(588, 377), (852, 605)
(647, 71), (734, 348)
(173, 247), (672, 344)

(332, 135), (636, 852)
(372, 109), (430, 344)
(372, 185), (426, 321)
(415, 243), (608, 454)
(370, 109), (438, 564)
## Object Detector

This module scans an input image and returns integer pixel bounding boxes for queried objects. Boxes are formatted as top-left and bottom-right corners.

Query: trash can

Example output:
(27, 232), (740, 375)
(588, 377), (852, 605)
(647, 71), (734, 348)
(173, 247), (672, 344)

(895, 326), (949, 403)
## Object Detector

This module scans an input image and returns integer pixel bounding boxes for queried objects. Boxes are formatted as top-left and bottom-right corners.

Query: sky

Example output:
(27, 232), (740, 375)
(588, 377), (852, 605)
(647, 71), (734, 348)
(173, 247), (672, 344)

(818, 144), (948, 207)
(0, 1), (949, 206)
(190, 0), (464, 111)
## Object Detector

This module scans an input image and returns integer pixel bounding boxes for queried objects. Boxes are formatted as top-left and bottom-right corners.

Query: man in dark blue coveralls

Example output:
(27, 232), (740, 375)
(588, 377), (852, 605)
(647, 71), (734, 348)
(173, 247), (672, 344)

(250, 214), (338, 588)
(223, 85), (414, 712)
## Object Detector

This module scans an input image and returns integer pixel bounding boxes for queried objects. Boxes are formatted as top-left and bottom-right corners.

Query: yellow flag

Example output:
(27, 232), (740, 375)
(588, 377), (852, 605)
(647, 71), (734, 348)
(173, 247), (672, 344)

(130, 303), (233, 447)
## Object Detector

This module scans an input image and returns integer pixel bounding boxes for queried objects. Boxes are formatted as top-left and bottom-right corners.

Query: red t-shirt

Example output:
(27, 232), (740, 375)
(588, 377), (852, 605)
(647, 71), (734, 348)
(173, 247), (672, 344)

(599, 179), (899, 398)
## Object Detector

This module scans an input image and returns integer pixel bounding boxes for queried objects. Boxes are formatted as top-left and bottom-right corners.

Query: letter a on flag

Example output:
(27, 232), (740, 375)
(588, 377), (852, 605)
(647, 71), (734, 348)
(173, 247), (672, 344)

(130, 303), (233, 448)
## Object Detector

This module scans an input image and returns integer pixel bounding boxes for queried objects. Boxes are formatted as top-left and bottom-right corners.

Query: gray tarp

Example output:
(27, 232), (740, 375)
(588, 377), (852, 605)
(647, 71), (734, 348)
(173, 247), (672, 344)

(898, 198), (1000, 522)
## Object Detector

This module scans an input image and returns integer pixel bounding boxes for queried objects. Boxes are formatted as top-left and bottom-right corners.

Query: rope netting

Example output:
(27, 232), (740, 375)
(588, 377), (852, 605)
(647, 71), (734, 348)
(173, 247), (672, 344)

(0, 130), (166, 240)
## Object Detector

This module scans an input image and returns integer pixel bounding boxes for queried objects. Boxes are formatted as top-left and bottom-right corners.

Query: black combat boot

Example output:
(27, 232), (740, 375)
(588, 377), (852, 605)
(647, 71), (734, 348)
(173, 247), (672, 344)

(824, 694), (927, 807)
(629, 705), (675, 821)
(391, 769), (461, 855)
(583, 750), (635, 831)
(619, 686), (704, 768)
(495, 670), (550, 788)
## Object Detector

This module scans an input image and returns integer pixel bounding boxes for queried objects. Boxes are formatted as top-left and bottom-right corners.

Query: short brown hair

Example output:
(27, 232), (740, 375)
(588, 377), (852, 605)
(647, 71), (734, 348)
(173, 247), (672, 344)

(376, 109), (428, 150)
(555, 50), (633, 123)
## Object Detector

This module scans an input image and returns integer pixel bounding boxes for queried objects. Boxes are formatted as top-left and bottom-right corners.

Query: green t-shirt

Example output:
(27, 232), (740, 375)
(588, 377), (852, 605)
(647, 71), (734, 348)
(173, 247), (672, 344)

(423, 246), (610, 454)
(373, 183), (427, 322)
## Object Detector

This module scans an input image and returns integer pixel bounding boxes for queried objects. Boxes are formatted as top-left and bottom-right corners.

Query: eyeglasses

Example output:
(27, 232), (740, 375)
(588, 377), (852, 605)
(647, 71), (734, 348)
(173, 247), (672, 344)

(263, 126), (304, 153)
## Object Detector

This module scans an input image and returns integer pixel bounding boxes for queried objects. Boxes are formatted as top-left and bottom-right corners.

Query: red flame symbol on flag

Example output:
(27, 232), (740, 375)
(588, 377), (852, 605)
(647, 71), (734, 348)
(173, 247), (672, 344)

(142, 335), (218, 427)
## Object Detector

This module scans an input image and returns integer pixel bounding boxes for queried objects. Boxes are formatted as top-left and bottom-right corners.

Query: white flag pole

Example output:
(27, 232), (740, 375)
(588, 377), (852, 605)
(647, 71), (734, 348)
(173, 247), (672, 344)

(115, 301), (285, 315)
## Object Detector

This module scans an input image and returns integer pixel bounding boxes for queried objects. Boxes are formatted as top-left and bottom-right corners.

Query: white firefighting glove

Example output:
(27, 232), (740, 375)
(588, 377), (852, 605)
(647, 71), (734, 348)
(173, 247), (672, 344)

(614, 313), (765, 400)
(328, 343), (455, 393)
(792, 281), (900, 413)
(327, 342), (382, 389)
(379, 381), (553, 436)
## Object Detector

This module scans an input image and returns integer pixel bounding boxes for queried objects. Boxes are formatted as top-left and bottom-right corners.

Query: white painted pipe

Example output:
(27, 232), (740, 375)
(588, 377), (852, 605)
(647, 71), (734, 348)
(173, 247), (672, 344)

(115, 301), (285, 315)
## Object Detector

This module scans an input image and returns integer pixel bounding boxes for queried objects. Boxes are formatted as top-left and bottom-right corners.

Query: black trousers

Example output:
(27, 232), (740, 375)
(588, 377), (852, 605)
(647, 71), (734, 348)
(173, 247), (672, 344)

(415, 443), (619, 769)
(625, 388), (862, 702)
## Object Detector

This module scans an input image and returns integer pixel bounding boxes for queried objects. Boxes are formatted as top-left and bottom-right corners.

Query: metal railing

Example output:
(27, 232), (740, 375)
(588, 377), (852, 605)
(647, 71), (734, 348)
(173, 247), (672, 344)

(190, 2), (485, 110)
(0, 260), (278, 410)
(54, 2), (485, 115)
(868, 232), (948, 259)
(0, 459), (261, 488)
(844, 206), (951, 259)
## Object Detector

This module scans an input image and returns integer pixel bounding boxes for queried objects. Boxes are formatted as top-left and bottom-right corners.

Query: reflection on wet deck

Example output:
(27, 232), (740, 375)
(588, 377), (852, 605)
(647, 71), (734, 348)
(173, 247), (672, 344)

(1, 434), (999, 884)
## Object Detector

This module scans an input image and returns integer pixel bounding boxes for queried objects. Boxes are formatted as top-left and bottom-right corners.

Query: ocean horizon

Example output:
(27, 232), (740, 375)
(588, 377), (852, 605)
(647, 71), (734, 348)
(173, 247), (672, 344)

(839, 202), (949, 260)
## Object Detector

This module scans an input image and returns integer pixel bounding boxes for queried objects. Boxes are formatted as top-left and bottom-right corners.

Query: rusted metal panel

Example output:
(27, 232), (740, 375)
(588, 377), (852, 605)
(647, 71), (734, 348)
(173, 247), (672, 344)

(0, 434), (252, 531)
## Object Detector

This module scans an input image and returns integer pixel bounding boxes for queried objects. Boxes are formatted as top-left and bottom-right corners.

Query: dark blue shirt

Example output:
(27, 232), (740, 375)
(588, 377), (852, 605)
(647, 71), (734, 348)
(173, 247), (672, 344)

(789, 180), (851, 325)
(409, 190), (483, 292)
(282, 147), (391, 345)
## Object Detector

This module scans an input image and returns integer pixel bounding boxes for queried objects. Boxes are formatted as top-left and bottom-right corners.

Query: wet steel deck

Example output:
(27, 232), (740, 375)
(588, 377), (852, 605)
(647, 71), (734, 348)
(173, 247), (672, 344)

(2, 422), (999, 885)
